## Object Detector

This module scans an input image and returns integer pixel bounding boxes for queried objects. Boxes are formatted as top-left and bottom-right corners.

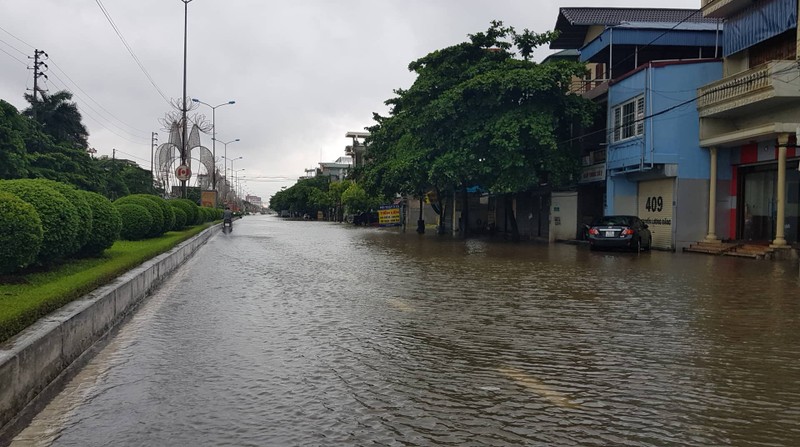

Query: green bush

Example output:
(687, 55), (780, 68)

(31, 179), (93, 253)
(142, 195), (174, 234)
(0, 179), (80, 263)
(115, 195), (164, 238)
(171, 206), (187, 230)
(0, 192), (43, 274)
(78, 190), (121, 256)
(199, 207), (212, 222)
(115, 203), (153, 241)
(169, 199), (198, 226)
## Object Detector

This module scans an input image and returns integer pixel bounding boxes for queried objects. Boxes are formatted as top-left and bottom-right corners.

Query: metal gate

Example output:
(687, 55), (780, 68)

(637, 179), (674, 250)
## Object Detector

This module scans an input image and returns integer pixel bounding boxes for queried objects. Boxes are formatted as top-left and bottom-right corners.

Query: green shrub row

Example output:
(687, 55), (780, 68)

(0, 179), (223, 274)
(0, 179), (122, 274)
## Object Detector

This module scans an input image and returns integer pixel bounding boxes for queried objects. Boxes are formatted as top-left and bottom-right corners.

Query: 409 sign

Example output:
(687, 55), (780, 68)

(645, 196), (664, 213)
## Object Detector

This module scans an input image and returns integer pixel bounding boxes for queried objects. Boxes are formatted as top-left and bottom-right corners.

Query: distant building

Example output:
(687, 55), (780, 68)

(245, 194), (262, 208)
(319, 156), (353, 181)
(345, 131), (369, 167)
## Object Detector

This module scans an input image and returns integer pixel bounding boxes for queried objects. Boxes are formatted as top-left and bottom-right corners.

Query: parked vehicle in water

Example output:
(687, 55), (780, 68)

(587, 215), (652, 252)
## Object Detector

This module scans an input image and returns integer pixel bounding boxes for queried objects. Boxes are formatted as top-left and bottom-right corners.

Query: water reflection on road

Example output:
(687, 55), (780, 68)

(11, 215), (800, 446)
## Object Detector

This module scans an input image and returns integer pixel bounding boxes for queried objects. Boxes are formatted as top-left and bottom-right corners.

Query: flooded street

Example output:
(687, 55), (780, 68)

(11, 215), (800, 446)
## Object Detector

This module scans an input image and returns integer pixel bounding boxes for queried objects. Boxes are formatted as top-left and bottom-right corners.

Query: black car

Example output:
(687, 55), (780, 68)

(587, 215), (652, 252)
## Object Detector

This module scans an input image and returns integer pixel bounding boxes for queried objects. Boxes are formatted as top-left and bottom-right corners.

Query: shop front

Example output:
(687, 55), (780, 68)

(737, 160), (800, 244)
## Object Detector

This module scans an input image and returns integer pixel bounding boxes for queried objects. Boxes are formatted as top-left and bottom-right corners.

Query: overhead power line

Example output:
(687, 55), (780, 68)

(561, 62), (800, 147)
(94, 0), (172, 106)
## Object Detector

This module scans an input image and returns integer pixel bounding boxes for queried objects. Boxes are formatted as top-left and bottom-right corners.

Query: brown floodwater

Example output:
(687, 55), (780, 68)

(10, 215), (800, 446)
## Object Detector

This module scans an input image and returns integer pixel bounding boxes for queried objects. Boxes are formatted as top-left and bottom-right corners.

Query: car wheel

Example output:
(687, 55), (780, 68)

(635, 238), (642, 252)
(646, 237), (652, 251)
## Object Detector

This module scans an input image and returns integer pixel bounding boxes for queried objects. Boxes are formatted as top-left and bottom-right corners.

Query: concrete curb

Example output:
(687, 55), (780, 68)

(0, 225), (216, 435)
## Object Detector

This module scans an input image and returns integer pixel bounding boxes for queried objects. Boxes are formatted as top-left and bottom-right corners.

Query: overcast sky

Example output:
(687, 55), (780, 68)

(0, 0), (699, 201)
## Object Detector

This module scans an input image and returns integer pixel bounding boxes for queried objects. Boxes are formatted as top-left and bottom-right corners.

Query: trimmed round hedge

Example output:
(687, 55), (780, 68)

(171, 206), (187, 230)
(141, 195), (174, 234)
(115, 203), (153, 241)
(169, 199), (198, 226)
(78, 190), (121, 256)
(0, 192), (43, 274)
(31, 179), (93, 253)
(0, 179), (80, 263)
(115, 195), (164, 238)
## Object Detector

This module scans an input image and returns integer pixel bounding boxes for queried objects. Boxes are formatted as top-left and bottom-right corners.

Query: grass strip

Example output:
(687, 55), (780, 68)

(0, 224), (212, 344)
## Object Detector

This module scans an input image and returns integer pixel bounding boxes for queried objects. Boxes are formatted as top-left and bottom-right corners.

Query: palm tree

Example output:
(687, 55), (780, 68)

(23, 90), (89, 149)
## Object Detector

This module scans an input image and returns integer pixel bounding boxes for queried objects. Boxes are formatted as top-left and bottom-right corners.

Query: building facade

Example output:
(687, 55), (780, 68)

(698, 0), (800, 248)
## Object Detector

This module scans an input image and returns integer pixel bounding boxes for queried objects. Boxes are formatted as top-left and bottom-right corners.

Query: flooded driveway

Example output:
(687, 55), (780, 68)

(10, 215), (800, 446)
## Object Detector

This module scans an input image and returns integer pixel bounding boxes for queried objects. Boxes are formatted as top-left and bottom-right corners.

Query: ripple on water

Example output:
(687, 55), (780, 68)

(13, 216), (800, 446)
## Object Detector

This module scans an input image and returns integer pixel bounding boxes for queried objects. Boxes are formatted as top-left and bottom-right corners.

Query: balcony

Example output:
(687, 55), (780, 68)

(697, 60), (800, 118)
(701, 0), (752, 18)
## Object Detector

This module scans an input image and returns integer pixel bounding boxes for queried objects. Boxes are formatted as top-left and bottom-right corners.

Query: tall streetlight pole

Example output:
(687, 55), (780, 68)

(191, 98), (235, 191)
(180, 0), (193, 198)
(218, 140), (240, 182)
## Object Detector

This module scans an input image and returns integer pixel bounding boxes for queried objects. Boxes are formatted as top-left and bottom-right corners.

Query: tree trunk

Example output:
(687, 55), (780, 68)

(438, 197), (447, 235)
(461, 184), (469, 238)
(417, 195), (425, 234)
(505, 193), (520, 242)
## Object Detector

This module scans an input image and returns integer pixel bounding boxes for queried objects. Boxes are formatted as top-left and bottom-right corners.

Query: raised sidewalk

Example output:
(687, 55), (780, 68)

(0, 225), (216, 438)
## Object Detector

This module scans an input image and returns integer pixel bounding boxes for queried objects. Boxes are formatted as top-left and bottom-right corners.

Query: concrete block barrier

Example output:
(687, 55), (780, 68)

(0, 225), (216, 435)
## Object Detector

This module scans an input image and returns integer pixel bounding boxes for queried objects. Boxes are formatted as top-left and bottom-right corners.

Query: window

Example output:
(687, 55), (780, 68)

(611, 96), (644, 142)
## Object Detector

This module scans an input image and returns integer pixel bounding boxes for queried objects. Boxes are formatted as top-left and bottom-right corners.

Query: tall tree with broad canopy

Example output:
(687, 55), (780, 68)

(359, 21), (595, 238)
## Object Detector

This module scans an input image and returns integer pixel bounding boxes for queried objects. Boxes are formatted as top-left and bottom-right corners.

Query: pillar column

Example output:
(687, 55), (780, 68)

(772, 134), (788, 247)
(705, 146), (720, 242)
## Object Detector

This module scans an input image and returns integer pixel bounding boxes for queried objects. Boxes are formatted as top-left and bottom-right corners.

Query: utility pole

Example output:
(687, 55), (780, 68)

(28, 49), (48, 121)
(151, 132), (159, 192)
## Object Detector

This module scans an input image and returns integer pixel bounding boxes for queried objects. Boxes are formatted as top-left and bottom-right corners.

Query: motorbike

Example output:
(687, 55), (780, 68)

(222, 219), (233, 234)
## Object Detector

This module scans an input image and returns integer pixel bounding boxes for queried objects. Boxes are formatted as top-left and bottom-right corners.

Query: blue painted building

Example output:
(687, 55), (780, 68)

(549, 9), (724, 246)
(570, 19), (724, 250)
(605, 59), (722, 249)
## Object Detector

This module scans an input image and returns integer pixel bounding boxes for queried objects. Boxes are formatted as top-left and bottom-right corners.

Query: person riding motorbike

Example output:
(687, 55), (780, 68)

(223, 206), (233, 231)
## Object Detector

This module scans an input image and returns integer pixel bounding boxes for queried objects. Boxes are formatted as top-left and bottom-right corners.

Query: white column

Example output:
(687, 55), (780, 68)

(772, 134), (788, 247)
(705, 146), (720, 242)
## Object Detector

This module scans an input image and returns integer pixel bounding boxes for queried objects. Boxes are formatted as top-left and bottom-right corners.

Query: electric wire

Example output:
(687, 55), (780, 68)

(0, 23), (154, 142)
(560, 61), (800, 147)
(48, 57), (152, 137)
(42, 74), (149, 145)
(0, 45), (26, 65)
(94, 0), (172, 106)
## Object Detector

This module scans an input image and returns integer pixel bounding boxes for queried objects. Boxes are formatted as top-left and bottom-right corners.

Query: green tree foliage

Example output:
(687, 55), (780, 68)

(341, 182), (379, 215)
(23, 91), (89, 149)
(0, 100), (30, 179)
(115, 203), (153, 241)
(359, 21), (595, 233)
(77, 190), (121, 256)
(0, 179), (80, 263)
(0, 192), (43, 274)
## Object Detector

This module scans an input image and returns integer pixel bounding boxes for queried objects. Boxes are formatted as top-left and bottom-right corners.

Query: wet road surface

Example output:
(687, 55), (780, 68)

(10, 215), (800, 446)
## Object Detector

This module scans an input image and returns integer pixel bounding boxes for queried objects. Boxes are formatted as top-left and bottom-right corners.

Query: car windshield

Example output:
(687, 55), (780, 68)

(594, 216), (631, 226)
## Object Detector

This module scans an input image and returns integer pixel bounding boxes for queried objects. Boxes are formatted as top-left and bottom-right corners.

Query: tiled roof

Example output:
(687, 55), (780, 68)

(551, 7), (720, 49)
(559, 7), (712, 26)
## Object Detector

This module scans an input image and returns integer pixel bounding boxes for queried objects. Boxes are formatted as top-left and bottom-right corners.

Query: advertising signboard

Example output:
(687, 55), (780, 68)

(378, 204), (401, 227)
(201, 190), (217, 208)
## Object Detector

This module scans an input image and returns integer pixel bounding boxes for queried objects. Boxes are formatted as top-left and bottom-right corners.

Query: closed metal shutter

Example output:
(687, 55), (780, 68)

(637, 179), (674, 250)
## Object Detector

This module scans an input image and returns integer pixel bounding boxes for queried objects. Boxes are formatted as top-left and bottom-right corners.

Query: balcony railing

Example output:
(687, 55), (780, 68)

(697, 60), (800, 117)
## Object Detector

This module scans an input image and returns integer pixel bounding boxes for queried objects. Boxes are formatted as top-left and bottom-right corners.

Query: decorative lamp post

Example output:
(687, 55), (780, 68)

(191, 98), (235, 191)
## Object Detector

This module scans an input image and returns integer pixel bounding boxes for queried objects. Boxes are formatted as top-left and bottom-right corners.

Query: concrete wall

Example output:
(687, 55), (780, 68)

(0, 226), (215, 435)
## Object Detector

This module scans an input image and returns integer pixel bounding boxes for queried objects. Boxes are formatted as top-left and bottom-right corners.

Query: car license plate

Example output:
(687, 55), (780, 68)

(604, 231), (614, 237)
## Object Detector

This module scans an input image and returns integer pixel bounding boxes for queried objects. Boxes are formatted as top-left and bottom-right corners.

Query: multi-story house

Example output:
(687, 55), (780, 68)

(697, 0), (800, 252)
(549, 7), (723, 249)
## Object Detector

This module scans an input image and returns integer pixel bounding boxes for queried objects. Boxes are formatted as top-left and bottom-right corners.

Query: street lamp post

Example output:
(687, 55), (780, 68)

(180, 0), (193, 198)
(191, 98), (235, 191)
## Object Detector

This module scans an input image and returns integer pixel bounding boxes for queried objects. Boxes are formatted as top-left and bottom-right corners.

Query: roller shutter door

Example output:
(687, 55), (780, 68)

(638, 179), (674, 250)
